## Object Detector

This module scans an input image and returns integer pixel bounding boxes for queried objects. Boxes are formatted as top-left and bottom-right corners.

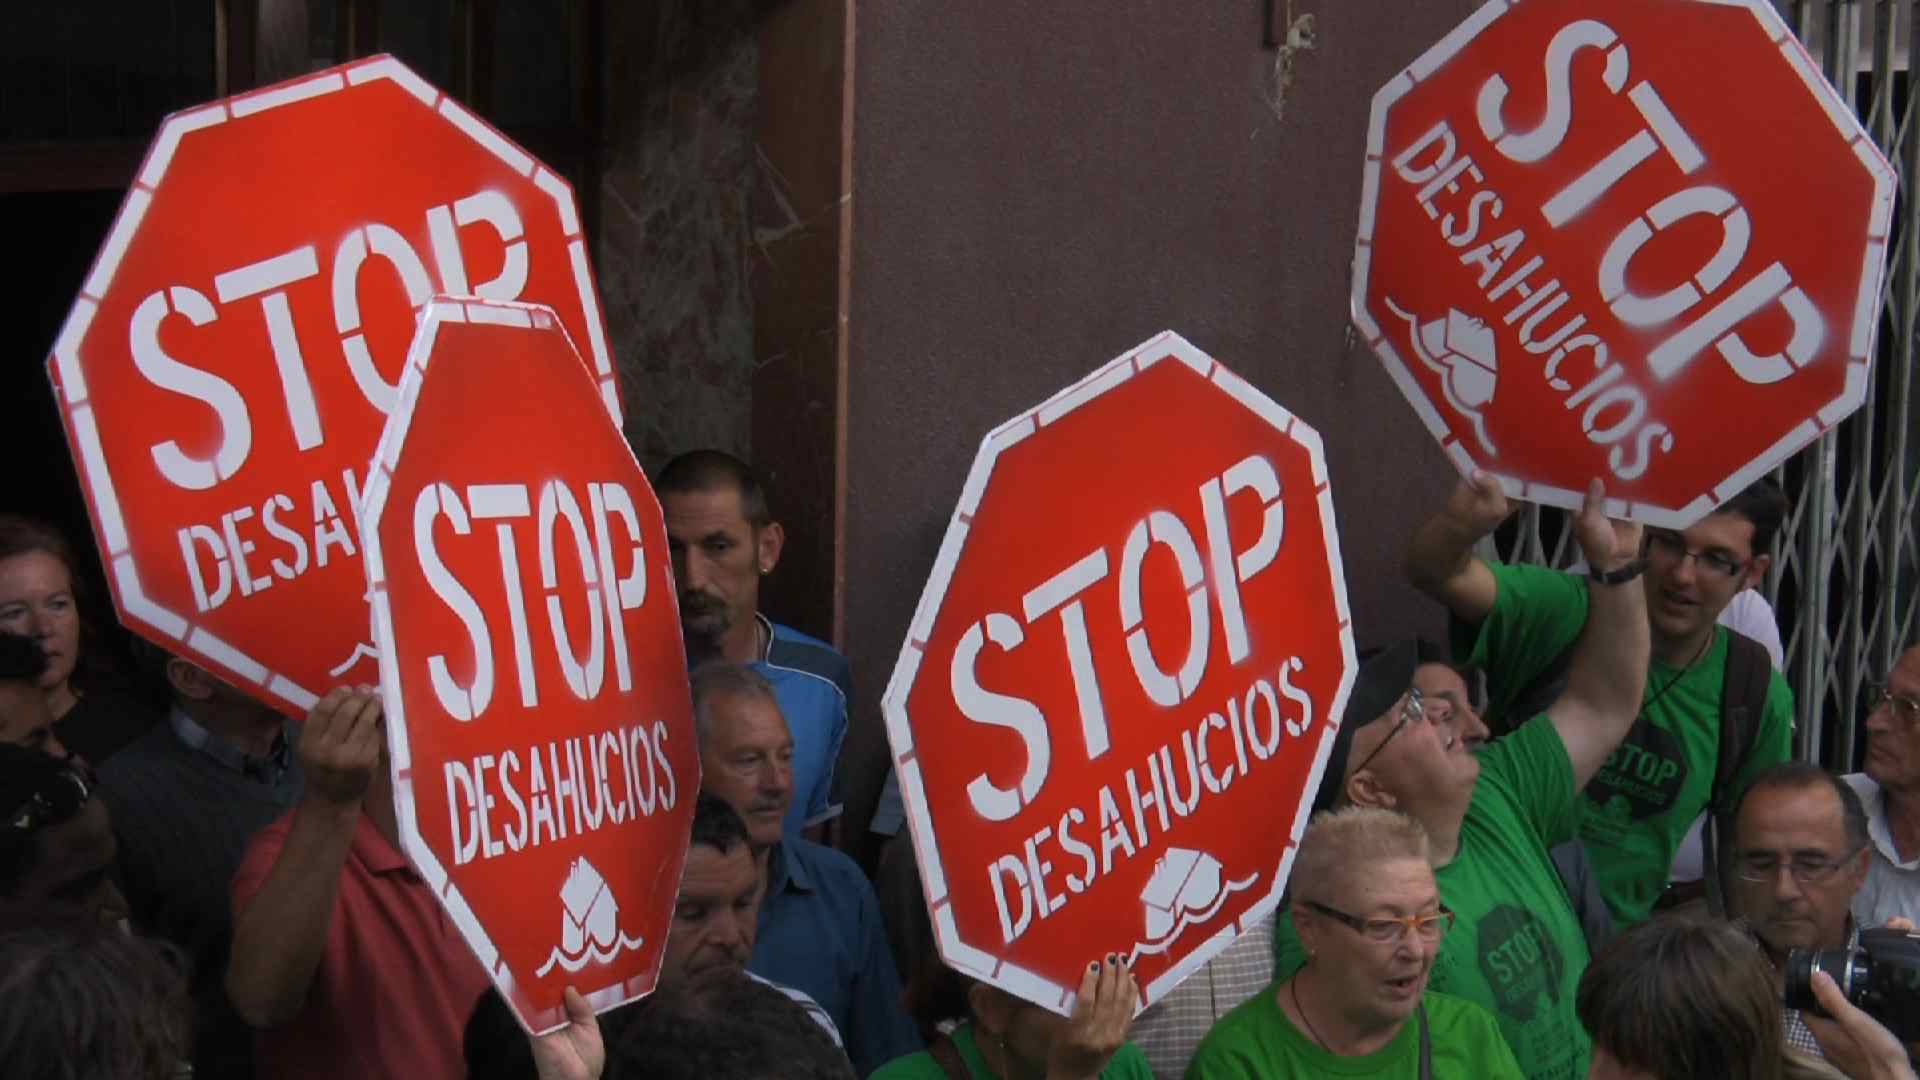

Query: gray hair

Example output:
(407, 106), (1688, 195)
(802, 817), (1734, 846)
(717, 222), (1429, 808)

(1291, 806), (1431, 907)
(688, 663), (779, 745)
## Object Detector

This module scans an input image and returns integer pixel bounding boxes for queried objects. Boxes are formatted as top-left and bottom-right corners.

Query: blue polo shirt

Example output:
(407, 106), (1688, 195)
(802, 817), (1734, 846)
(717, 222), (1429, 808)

(750, 837), (922, 1076)
(753, 616), (852, 836)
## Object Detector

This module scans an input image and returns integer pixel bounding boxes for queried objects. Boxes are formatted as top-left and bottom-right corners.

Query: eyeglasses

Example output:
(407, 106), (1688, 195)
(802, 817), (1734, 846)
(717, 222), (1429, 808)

(1735, 847), (1864, 884)
(1303, 899), (1455, 945)
(4, 758), (94, 836)
(1645, 531), (1748, 579)
(1349, 687), (1425, 778)
(1864, 683), (1920, 728)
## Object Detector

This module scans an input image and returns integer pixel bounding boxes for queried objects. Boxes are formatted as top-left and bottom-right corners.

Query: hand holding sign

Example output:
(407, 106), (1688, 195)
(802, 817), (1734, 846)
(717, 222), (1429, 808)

(1046, 957), (1140, 1080)
(528, 987), (605, 1080)
(1445, 469), (1513, 538)
(1573, 479), (1644, 576)
(300, 687), (383, 807)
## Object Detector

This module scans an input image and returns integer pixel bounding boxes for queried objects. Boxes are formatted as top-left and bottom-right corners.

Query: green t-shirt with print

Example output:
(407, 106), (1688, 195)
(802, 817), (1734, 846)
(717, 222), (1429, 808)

(1274, 719), (1593, 1080)
(871, 1021), (1155, 1080)
(1184, 983), (1523, 1079)
(1456, 561), (1795, 927)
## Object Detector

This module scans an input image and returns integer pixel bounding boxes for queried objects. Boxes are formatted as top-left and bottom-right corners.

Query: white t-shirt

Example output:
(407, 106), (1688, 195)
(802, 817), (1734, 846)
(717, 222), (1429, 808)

(1842, 773), (1920, 927)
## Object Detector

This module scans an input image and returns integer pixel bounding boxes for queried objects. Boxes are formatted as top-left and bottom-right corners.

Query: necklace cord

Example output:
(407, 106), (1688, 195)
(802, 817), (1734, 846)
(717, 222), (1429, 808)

(1290, 976), (1335, 1054)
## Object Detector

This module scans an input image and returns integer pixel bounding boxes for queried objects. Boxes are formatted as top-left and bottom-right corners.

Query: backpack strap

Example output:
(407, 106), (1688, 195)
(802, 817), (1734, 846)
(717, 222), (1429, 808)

(1704, 629), (1771, 917)
(1549, 838), (1614, 951)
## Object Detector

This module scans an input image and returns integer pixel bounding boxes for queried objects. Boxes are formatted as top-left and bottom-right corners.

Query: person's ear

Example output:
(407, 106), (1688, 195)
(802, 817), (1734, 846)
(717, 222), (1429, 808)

(1742, 552), (1771, 591)
(164, 658), (215, 702)
(1346, 769), (1397, 811)
(1845, 845), (1872, 892)
(754, 522), (785, 578)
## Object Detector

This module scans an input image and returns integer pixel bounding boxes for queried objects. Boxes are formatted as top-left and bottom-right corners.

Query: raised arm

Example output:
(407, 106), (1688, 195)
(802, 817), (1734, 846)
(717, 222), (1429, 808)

(226, 688), (383, 1029)
(1405, 470), (1512, 624)
(1551, 482), (1648, 793)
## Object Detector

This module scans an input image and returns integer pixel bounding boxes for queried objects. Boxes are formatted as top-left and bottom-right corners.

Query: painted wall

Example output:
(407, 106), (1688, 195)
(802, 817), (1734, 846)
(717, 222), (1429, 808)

(834, 1), (1477, 836)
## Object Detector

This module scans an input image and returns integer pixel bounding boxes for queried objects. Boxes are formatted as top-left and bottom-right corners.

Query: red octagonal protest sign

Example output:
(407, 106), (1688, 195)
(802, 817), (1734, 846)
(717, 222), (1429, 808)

(882, 332), (1356, 1013)
(1353, 0), (1895, 526)
(46, 55), (616, 713)
(360, 298), (694, 1032)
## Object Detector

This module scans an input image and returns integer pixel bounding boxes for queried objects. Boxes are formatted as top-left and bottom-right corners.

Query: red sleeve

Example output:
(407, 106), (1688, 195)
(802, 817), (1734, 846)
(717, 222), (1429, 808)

(230, 809), (295, 913)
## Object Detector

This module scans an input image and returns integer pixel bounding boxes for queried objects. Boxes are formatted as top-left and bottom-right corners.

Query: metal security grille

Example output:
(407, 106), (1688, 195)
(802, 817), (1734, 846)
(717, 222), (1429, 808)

(1779, 0), (1920, 768)
(1481, 0), (1920, 769)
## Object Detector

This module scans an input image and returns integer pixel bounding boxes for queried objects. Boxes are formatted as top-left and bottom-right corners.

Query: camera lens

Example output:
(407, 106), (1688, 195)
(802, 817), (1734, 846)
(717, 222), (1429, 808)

(1781, 945), (1850, 1014)
(1782, 930), (1920, 1044)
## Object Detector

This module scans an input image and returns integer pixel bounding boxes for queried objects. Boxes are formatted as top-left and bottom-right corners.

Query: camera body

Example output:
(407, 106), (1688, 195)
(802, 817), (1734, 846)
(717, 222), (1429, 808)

(1783, 928), (1920, 1042)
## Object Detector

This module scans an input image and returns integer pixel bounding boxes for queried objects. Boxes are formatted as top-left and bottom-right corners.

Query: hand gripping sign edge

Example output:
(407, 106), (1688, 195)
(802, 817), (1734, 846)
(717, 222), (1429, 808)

(878, 329), (1360, 1015)
(43, 53), (619, 716)
(1347, 0), (1897, 528)
(359, 295), (673, 1035)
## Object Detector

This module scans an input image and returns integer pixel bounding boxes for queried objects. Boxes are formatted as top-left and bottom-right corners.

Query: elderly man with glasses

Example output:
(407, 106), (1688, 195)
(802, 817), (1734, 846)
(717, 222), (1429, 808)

(1845, 643), (1920, 927)
(1729, 760), (1876, 1061)
(1408, 472), (1796, 932)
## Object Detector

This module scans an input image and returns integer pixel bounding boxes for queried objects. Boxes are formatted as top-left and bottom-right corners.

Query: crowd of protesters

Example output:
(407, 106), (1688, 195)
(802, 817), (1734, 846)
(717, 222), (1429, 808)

(5, 453), (1920, 1080)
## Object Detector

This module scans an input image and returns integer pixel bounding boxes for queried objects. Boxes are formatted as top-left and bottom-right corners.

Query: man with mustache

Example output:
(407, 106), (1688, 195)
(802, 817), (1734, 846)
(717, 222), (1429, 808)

(692, 662), (919, 1076)
(1408, 471), (1794, 929)
(659, 450), (851, 844)
(1728, 761), (1872, 1063)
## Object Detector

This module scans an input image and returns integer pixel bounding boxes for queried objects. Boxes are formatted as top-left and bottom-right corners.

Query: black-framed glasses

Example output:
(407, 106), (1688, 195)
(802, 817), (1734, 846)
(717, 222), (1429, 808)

(1735, 846), (1865, 885)
(1864, 683), (1920, 728)
(1303, 899), (1455, 944)
(1644, 531), (1748, 579)
(4, 757), (94, 836)
(1349, 686), (1425, 778)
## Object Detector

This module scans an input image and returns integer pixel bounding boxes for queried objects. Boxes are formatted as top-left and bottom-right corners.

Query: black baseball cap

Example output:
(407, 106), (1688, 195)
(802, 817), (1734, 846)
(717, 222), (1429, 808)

(1309, 639), (1422, 817)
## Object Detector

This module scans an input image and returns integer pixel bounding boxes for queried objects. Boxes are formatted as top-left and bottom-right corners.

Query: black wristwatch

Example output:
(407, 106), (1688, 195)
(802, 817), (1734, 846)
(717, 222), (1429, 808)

(1589, 558), (1649, 586)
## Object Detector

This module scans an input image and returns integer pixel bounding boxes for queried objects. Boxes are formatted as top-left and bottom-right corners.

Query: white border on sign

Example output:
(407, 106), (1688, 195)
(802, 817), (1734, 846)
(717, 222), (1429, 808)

(42, 53), (618, 716)
(1347, 0), (1898, 528)
(359, 294), (631, 1036)
(879, 330), (1359, 1016)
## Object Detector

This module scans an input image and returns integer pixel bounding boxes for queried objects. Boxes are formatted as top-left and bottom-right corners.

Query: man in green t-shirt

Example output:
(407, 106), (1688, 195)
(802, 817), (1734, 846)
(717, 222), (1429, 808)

(1188, 806), (1523, 1079)
(1407, 472), (1795, 928)
(1273, 480), (1648, 1079)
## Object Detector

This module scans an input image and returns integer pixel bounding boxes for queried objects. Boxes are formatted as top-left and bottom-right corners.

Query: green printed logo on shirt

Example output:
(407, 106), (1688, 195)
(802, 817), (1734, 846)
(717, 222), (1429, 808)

(1582, 719), (1690, 822)
(1476, 904), (1566, 1021)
